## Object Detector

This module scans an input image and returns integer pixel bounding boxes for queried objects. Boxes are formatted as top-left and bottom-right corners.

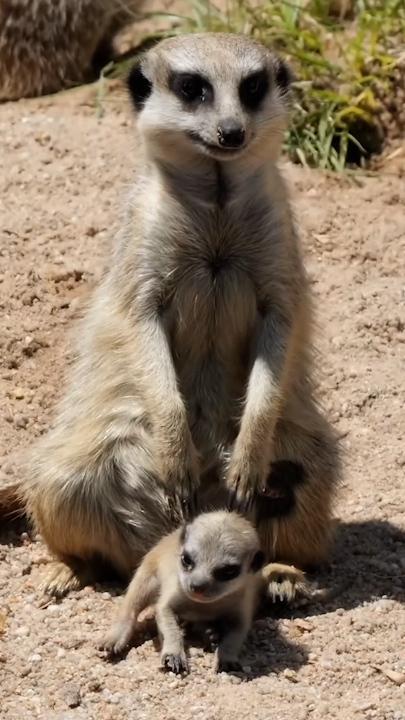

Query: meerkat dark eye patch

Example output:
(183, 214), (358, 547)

(180, 551), (195, 571)
(127, 63), (152, 111)
(239, 69), (269, 110)
(213, 563), (241, 582)
(169, 72), (213, 105)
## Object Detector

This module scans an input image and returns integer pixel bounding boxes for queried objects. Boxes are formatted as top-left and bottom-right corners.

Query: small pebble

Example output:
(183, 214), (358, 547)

(189, 647), (204, 657)
(15, 414), (29, 428)
(15, 626), (30, 637)
(47, 604), (61, 615)
(283, 669), (298, 681)
(63, 684), (81, 709)
(357, 701), (375, 711)
(257, 686), (272, 695)
(87, 679), (103, 693)
(226, 674), (242, 684)
(29, 653), (42, 663)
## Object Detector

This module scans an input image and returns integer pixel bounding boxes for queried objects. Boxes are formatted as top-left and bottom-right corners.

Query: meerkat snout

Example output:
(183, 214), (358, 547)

(127, 33), (292, 165)
(178, 511), (264, 603)
(217, 119), (246, 149)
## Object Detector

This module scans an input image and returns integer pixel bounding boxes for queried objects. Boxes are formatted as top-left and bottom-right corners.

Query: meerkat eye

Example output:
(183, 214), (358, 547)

(181, 551), (195, 571)
(170, 72), (211, 104)
(213, 564), (241, 582)
(239, 70), (269, 110)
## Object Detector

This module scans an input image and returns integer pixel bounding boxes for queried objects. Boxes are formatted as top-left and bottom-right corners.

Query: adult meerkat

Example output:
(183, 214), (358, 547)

(23, 32), (340, 597)
(0, 0), (142, 101)
(101, 511), (305, 673)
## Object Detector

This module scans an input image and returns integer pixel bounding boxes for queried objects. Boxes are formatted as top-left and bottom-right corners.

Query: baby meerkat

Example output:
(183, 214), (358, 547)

(0, 0), (142, 101)
(24, 32), (340, 599)
(101, 511), (300, 674)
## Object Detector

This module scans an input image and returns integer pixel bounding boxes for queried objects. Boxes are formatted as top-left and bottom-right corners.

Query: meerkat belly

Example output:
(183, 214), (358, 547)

(165, 253), (259, 466)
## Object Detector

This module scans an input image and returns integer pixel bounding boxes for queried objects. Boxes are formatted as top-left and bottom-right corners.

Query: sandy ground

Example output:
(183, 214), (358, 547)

(0, 81), (404, 720)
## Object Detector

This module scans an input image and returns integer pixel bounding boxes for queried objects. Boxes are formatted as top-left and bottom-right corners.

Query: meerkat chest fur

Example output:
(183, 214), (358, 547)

(155, 162), (278, 351)
(121, 157), (292, 460)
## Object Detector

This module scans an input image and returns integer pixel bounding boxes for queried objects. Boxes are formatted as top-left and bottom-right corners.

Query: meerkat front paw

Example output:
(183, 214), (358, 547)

(161, 651), (189, 675)
(162, 437), (200, 519)
(226, 450), (268, 514)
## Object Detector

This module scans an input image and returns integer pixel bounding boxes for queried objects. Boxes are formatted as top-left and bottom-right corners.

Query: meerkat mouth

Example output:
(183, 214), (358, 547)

(187, 131), (246, 157)
(186, 590), (217, 604)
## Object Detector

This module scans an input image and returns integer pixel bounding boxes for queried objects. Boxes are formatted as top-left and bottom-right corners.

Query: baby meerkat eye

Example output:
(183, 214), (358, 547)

(181, 551), (195, 571)
(170, 72), (212, 104)
(213, 564), (241, 582)
(239, 69), (269, 110)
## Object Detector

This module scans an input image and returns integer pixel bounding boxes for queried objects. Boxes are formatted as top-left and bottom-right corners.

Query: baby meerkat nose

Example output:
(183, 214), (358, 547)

(190, 580), (209, 594)
(217, 120), (245, 149)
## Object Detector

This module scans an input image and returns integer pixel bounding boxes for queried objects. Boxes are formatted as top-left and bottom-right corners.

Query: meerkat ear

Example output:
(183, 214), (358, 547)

(274, 57), (294, 94)
(250, 550), (265, 572)
(127, 61), (152, 111)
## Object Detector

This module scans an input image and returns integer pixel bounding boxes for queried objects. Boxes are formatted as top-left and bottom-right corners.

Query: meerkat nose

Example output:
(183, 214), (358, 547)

(217, 120), (245, 149)
(190, 580), (209, 593)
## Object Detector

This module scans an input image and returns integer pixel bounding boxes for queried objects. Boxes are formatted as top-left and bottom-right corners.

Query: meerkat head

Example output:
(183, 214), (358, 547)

(178, 511), (264, 604)
(127, 33), (291, 166)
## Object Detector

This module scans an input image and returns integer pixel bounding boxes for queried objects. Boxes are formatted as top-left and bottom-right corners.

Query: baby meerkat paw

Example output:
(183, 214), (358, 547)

(99, 621), (134, 659)
(214, 651), (242, 674)
(161, 651), (189, 675)
(262, 563), (308, 604)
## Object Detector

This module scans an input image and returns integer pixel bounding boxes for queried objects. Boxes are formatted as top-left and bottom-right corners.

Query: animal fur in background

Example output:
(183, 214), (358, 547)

(0, 0), (142, 101)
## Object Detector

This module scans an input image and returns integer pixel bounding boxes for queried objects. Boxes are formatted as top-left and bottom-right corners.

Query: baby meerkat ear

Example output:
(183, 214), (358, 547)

(127, 61), (152, 111)
(273, 56), (294, 95)
(250, 550), (265, 572)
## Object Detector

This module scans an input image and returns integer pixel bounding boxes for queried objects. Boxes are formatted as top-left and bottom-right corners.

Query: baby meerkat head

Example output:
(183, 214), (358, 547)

(127, 33), (292, 166)
(178, 511), (264, 604)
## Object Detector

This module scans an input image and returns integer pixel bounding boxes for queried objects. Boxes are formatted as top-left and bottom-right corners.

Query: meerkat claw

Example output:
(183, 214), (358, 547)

(162, 652), (189, 675)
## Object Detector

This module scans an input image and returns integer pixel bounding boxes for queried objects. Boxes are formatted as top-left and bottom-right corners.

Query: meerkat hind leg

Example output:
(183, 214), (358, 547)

(40, 558), (97, 599)
(101, 567), (160, 659)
